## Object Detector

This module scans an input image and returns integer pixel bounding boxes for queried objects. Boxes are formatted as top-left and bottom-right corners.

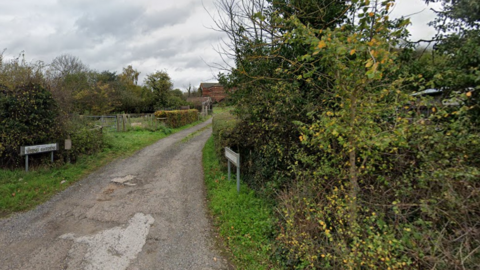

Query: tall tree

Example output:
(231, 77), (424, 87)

(49, 54), (87, 78)
(214, 0), (351, 189)
(144, 71), (173, 109)
(119, 65), (140, 85)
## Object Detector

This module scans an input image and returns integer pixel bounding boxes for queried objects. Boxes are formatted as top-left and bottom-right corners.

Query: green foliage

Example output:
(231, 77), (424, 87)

(212, 110), (240, 166)
(420, 0), (480, 124)
(74, 81), (116, 115)
(215, 0), (352, 193)
(116, 66), (155, 113)
(0, 83), (61, 168)
(66, 120), (104, 162)
(145, 70), (172, 108)
(215, 0), (480, 268)
(276, 184), (413, 269)
(0, 54), (110, 169)
(0, 53), (44, 88)
(203, 136), (277, 269)
(144, 71), (189, 110)
(47, 59), (155, 115)
(154, 109), (199, 128)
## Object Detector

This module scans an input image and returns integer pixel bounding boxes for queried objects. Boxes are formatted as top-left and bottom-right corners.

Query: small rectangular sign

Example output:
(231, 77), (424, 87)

(225, 147), (239, 167)
(20, 143), (59, 156)
(65, 139), (72, 150)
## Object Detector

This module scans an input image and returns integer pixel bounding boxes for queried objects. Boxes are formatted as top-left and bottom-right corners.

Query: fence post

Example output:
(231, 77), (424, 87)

(116, 115), (121, 132)
(123, 114), (127, 131)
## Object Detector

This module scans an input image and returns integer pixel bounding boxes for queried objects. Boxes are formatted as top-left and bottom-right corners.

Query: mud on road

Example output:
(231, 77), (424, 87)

(0, 119), (230, 270)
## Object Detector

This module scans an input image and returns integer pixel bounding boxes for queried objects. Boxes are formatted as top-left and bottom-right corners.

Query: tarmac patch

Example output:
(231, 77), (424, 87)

(60, 213), (155, 270)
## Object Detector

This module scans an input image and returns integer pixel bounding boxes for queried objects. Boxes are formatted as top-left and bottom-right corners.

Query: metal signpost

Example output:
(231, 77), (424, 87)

(225, 147), (240, 193)
(20, 143), (59, 172)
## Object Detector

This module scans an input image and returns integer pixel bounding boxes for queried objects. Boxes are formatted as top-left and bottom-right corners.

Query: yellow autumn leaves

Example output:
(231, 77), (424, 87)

(318, 40), (326, 49)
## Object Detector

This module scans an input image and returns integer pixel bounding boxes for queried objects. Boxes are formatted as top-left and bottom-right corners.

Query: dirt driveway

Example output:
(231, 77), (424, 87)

(0, 119), (230, 270)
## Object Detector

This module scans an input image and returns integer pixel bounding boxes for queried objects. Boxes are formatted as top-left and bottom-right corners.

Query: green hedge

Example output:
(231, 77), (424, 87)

(0, 83), (62, 168)
(154, 109), (198, 128)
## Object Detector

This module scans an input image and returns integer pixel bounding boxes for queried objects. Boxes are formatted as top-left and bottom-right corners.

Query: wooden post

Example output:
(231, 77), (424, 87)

(116, 115), (121, 132)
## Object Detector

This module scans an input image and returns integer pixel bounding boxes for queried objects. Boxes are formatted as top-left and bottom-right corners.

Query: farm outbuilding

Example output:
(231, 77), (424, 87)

(199, 82), (227, 103)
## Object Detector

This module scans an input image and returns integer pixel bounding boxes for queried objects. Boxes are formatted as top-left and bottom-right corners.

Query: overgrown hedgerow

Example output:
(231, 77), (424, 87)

(214, 0), (480, 269)
(154, 109), (198, 128)
(0, 83), (62, 168)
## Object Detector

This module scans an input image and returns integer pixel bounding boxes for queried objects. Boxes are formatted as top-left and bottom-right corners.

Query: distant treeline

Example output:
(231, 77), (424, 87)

(0, 52), (203, 168)
(0, 53), (202, 115)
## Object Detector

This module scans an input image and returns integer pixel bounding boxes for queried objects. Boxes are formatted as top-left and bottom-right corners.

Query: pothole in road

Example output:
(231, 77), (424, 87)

(96, 183), (124, 202)
(97, 175), (140, 202)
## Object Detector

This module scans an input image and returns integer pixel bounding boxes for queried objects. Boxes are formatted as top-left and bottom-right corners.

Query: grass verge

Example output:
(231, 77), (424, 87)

(181, 123), (212, 143)
(203, 136), (278, 269)
(0, 120), (206, 218)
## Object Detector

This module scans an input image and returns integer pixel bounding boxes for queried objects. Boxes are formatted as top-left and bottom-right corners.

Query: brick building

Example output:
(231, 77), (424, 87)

(199, 82), (226, 103)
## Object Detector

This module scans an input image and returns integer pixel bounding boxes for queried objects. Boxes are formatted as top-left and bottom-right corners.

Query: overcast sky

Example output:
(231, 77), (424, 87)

(1, 0), (441, 90)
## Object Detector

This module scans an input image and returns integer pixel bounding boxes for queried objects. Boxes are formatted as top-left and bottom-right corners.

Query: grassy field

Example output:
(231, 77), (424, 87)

(204, 107), (279, 269)
(0, 120), (206, 218)
(212, 104), (234, 115)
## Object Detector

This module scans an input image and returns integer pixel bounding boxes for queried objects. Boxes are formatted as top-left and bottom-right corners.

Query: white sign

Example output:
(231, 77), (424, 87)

(20, 143), (59, 156)
(65, 139), (72, 150)
(225, 147), (239, 166)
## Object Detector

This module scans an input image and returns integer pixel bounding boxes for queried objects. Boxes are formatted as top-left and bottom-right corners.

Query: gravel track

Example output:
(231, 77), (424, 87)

(0, 119), (230, 270)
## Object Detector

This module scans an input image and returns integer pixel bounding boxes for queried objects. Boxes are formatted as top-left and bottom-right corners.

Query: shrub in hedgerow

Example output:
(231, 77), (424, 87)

(0, 83), (62, 168)
(154, 109), (198, 128)
(65, 117), (104, 162)
(212, 111), (240, 166)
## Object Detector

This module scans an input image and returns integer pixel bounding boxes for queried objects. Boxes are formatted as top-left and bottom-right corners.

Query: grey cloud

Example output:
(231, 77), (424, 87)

(8, 31), (88, 57)
(141, 5), (196, 32)
(185, 58), (210, 69)
(74, 4), (145, 39)
(0, 0), (249, 89)
(122, 30), (224, 64)
(73, 1), (201, 41)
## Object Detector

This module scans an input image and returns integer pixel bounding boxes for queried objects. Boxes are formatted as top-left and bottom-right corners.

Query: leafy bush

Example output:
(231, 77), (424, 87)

(154, 109), (198, 128)
(0, 83), (62, 168)
(212, 111), (240, 166)
(215, 0), (480, 268)
(65, 117), (104, 162)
